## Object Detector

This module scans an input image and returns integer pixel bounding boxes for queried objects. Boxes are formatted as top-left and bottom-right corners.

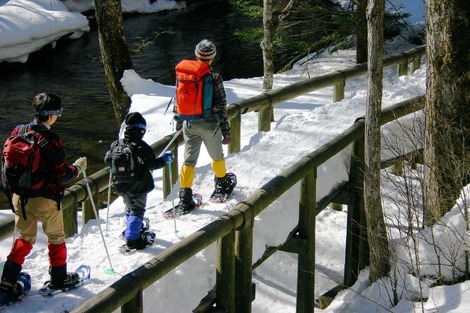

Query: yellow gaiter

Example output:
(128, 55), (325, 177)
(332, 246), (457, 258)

(180, 165), (195, 188)
(211, 159), (226, 178)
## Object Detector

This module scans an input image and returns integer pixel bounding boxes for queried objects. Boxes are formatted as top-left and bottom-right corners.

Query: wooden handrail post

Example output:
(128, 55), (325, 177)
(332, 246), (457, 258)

(235, 216), (254, 313)
(398, 59), (408, 76)
(343, 120), (368, 287)
(228, 113), (241, 154)
(63, 202), (78, 238)
(216, 225), (236, 312)
(258, 105), (271, 132)
(296, 168), (317, 313)
(410, 54), (422, 73)
(63, 185), (80, 238)
(82, 180), (98, 224)
(121, 290), (143, 313)
(333, 79), (345, 102)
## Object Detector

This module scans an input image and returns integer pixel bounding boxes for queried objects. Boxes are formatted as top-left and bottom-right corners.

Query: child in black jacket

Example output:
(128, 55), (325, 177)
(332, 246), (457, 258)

(104, 112), (173, 250)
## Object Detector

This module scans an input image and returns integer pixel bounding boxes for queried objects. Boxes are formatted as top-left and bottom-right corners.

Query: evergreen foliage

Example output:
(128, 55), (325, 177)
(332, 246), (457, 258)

(229, 0), (416, 71)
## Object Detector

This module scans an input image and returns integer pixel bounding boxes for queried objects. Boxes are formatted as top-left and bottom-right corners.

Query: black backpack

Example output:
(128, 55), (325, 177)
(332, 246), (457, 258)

(111, 139), (138, 184)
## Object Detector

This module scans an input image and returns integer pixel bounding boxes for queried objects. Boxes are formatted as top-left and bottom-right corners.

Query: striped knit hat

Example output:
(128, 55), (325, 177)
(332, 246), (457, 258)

(195, 39), (217, 61)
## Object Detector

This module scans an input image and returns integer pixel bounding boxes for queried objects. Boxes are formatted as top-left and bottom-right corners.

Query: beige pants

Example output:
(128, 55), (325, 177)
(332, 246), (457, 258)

(12, 194), (65, 245)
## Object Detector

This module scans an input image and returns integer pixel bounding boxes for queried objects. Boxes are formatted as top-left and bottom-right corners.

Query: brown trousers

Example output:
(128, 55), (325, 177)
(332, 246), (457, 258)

(12, 194), (65, 245)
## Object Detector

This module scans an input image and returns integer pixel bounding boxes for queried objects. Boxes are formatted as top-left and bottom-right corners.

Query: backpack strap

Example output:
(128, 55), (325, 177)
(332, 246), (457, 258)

(2, 182), (15, 214)
(2, 181), (28, 220)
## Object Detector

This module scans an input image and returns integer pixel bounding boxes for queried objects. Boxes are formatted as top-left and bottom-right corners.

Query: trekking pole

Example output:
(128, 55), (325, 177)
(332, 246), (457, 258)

(158, 128), (182, 158)
(168, 161), (179, 236)
(82, 170), (115, 275)
(105, 168), (112, 236)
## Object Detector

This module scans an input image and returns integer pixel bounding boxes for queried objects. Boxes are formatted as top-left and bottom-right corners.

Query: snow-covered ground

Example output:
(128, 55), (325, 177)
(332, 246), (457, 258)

(3, 1), (469, 313)
(0, 0), (183, 63)
(2, 44), (470, 313)
(0, 0), (89, 63)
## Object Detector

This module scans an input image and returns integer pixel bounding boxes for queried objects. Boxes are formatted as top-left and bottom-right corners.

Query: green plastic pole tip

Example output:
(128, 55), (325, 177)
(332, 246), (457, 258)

(104, 268), (116, 275)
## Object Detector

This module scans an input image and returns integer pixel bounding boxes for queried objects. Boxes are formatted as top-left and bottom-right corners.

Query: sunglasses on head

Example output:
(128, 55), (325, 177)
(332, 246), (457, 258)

(37, 108), (63, 117)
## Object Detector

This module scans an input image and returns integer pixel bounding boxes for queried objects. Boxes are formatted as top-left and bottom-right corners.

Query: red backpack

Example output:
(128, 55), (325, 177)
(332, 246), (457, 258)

(175, 60), (213, 121)
(1, 124), (49, 217)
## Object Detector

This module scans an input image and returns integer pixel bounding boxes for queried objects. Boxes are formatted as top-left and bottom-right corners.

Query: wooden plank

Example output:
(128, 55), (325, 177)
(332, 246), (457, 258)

(296, 169), (317, 313)
(216, 229), (235, 312)
(228, 113), (241, 154)
(235, 218), (253, 313)
(343, 133), (366, 287)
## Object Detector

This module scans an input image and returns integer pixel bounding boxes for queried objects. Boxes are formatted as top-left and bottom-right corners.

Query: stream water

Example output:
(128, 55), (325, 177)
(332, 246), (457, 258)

(0, 2), (300, 208)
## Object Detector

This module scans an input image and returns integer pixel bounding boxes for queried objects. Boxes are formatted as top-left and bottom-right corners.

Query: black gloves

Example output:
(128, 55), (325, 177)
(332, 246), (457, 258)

(221, 122), (231, 145)
(174, 115), (183, 131)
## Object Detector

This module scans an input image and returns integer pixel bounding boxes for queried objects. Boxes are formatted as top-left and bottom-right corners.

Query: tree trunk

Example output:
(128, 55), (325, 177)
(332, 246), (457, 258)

(356, 0), (368, 63)
(260, 0), (295, 127)
(364, 0), (390, 282)
(259, 0), (275, 130)
(261, 0), (274, 92)
(94, 0), (133, 124)
(423, 0), (470, 224)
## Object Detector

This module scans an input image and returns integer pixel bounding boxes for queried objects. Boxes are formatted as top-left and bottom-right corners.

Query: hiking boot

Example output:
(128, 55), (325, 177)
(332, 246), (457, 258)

(126, 231), (155, 250)
(126, 239), (143, 250)
(178, 188), (196, 212)
(214, 173), (237, 195)
(211, 173), (237, 202)
(0, 278), (26, 302)
(1, 261), (22, 286)
(43, 272), (80, 291)
(48, 264), (80, 290)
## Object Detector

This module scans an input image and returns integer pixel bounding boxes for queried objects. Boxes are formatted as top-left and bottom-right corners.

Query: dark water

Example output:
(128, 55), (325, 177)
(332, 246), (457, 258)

(0, 2), (295, 176)
(0, 2), (305, 212)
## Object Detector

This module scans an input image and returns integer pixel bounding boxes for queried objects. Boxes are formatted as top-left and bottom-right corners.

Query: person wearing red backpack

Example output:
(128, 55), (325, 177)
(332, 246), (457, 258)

(173, 39), (237, 215)
(0, 92), (87, 302)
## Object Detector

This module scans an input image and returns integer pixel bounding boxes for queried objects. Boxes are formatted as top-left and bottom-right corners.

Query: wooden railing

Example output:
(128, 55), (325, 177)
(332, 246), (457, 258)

(0, 45), (425, 241)
(0, 45), (426, 312)
(70, 96), (425, 313)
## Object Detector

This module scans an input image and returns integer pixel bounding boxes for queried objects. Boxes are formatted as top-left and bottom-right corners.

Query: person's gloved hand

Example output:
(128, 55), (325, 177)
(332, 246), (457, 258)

(162, 152), (174, 164)
(174, 115), (183, 131)
(73, 157), (87, 173)
(221, 122), (231, 145)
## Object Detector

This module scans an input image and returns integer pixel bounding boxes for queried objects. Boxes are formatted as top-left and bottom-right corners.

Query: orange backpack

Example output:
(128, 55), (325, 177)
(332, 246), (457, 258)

(175, 60), (213, 121)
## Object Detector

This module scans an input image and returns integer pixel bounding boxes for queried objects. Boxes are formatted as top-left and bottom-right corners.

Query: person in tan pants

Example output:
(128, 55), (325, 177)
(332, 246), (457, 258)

(0, 92), (87, 301)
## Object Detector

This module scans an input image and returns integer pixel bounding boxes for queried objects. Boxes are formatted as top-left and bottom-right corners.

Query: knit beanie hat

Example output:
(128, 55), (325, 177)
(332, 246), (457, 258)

(125, 112), (147, 131)
(195, 39), (217, 61)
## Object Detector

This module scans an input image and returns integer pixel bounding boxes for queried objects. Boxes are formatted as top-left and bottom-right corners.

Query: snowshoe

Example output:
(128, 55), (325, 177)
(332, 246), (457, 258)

(0, 272), (31, 309)
(163, 193), (203, 219)
(38, 265), (91, 297)
(120, 230), (156, 253)
(210, 172), (237, 203)
(141, 217), (150, 233)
